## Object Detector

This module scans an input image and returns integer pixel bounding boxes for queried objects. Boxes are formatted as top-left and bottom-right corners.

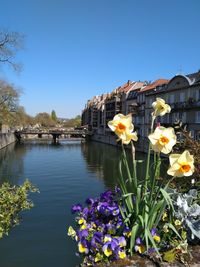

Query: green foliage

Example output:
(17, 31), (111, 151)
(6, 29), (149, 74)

(0, 79), (20, 125)
(0, 180), (38, 238)
(34, 112), (56, 127)
(12, 106), (34, 127)
(63, 115), (81, 128)
(170, 189), (200, 241)
(118, 119), (179, 259)
(51, 110), (57, 122)
(163, 249), (176, 262)
(173, 124), (200, 193)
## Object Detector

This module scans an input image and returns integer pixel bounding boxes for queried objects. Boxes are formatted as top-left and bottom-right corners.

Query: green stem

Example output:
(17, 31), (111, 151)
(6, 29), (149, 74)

(131, 141), (139, 216)
(149, 152), (161, 202)
(144, 116), (155, 196)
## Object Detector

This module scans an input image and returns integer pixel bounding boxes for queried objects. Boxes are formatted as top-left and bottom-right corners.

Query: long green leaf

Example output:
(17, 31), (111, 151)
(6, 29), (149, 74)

(146, 228), (161, 259)
(130, 223), (139, 255)
(160, 188), (174, 212)
(148, 199), (165, 228)
(165, 222), (181, 239)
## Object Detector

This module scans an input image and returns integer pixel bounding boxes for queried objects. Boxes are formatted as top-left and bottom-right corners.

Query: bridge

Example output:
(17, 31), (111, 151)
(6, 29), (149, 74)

(15, 129), (88, 143)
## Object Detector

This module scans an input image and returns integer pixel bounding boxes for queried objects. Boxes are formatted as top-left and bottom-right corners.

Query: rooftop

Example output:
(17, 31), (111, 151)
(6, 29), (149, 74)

(141, 79), (169, 92)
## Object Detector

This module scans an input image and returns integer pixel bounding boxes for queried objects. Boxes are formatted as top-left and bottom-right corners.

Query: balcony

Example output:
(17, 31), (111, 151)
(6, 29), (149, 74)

(171, 100), (200, 111)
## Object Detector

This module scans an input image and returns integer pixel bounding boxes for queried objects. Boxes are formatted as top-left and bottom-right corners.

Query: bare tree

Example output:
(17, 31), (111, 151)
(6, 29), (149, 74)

(0, 30), (24, 72)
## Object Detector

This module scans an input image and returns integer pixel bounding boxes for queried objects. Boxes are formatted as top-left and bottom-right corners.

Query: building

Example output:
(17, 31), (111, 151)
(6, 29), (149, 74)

(81, 70), (200, 151)
(145, 71), (200, 140)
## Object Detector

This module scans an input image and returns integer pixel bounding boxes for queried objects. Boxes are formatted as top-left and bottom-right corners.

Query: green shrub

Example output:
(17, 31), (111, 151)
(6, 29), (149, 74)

(0, 180), (38, 238)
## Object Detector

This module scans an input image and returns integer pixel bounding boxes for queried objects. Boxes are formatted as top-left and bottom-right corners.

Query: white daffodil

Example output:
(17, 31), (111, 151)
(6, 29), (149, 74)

(108, 114), (138, 145)
(152, 98), (171, 117)
(167, 150), (194, 177)
(148, 126), (177, 154)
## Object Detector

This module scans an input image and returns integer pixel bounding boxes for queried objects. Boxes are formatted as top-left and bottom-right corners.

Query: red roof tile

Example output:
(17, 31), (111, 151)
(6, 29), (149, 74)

(141, 79), (169, 92)
(117, 80), (135, 93)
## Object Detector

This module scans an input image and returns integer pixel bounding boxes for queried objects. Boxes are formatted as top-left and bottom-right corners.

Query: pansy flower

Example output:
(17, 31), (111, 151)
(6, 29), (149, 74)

(135, 237), (146, 254)
(71, 203), (83, 214)
(151, 228), (160, 243)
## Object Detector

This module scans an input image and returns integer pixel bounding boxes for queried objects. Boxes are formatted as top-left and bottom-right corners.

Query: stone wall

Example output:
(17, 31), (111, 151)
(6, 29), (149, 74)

(88, 133), (148, 153)
(0, 133), (16, 150)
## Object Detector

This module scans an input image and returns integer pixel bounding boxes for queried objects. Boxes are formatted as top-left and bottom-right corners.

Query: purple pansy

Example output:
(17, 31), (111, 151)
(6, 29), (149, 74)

(71, 203), (83, 214)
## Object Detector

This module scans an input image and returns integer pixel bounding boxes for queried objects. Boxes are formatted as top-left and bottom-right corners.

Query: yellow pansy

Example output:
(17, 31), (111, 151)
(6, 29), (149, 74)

(80, 224), (87, 230)
(92, 223), (97, 228)
(174, 220), (182, 226)
(67, 226), (76, 238)
(94, 253), (103, 262)
(103, 235), (112, 243)
(167, 150), (194, 177)
(148, 126), (177, 154)
(153, 235), (161, 243)
(152, 98), (171, 117)
(135, 245), (146, 254)
(118, 250), (126, 259)
(163, 224), (169, 233)
(78, 242), (89, 254)
(108, 113), (138, 145)
(78, 218), (86, 225)
(103, 247), (113, 257)
(162, 212), (167, 221)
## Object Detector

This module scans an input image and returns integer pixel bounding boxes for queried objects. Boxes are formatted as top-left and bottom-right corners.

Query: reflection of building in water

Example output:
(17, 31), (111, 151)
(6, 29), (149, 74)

(81, 142), (120, 188)
(0, 143), (27, 185)
(80, 142), (148, 189)
(81, 142), (156, 189)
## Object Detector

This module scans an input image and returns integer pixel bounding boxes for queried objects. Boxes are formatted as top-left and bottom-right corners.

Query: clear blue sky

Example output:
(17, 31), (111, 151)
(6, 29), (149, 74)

(0, 0), (200, 118)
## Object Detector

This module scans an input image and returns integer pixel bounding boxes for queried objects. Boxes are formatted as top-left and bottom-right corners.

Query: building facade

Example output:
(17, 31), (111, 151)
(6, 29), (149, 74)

(82, 71), (200, 151)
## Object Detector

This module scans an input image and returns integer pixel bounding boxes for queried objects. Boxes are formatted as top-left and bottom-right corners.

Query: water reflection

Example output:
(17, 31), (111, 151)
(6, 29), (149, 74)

(81, 141), (149, 189)
(0, 143), (26, 185)
(80, 141), (170, 190)
(81, 141), (121, 188)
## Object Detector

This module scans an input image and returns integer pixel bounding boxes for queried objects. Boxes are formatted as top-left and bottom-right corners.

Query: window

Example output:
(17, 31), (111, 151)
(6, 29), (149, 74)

(180, 112), (186, 123)
(196, 89), (200, 101)
(190, 90), (196, 99)
(172, 112), (179, 122)
(140, 128), (144, 137)
(166, 114), (170, 123)
(195, 111), (200, 123)
(180, 92), (185, 102)
(145, 128), (149, 137)
(160, 116), (164, 123)
(169, 94), (175, 104)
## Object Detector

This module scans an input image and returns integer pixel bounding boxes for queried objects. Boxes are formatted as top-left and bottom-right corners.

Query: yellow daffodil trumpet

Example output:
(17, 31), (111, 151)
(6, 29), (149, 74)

(152, 98), (171, 117)
(167, 150), (194, 177)
(148, 126), (177, 154)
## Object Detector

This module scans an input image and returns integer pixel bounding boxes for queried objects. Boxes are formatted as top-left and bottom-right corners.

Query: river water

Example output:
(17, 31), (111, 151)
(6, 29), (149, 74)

(0, 140), (144, 267)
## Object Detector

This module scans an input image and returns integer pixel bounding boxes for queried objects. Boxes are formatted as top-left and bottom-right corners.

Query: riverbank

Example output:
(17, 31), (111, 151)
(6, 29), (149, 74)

(0, 133), (16, 150)
(88, 133), (148, 152)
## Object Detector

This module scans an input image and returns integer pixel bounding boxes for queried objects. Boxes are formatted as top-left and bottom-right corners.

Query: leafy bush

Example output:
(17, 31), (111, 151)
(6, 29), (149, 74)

(0, 180), (38, 238)
(173, 123), (200, 193)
